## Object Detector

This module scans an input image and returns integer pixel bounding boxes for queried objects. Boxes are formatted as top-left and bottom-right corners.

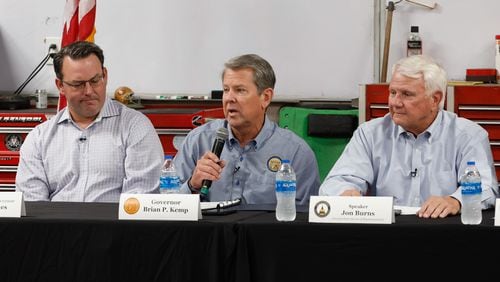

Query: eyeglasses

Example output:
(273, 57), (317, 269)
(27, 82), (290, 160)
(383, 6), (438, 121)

(61, 74), (104, 91)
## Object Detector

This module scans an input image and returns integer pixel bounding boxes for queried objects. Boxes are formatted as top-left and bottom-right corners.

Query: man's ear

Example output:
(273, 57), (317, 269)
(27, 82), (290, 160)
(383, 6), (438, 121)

(102, 67), (108, 82)
(260, 88), (274, 109)
(55, 78), (65, 96)
(432, 90), (443, 107)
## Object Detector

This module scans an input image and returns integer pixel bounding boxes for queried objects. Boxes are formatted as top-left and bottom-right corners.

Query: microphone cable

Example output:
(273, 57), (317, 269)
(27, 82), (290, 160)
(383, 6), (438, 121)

(13, 44), (57, 95)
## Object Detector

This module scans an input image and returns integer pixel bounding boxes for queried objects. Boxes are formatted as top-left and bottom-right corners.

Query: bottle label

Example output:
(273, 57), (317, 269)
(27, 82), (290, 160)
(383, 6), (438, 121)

(276, 180), (296, 193)
(160, 176), (180, 189)
(461, 182), (482, 195)
(407, 40), (422, 49)
(407, 40), (422, 56)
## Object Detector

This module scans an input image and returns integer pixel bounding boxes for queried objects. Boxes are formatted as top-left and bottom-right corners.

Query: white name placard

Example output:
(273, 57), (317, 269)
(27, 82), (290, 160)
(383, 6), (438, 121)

(0, 192), (26, 218)
(495, 199), (500, 226)
(119, 194), (201, 221)
(309, 196), (394, 224)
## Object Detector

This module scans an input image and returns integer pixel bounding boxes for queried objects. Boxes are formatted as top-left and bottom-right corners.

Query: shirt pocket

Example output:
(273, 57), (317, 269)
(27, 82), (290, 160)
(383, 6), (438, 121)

(432, 170), (457, 196)
(91, 138), (126, 174)
(246, 168), (277, 204)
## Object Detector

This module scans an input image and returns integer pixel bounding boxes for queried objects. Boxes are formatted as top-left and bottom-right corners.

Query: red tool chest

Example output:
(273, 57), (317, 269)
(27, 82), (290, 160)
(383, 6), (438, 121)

(0, 103), (224, 191)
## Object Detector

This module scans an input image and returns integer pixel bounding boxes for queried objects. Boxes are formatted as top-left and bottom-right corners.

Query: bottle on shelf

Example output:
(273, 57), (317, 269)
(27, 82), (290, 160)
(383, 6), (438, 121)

(275, 159), (296, 221)
(460, 161), (482, 225)
(495, 34), (500, 83)
(160, 155), (180, 194)
(407, 25), (422, 57)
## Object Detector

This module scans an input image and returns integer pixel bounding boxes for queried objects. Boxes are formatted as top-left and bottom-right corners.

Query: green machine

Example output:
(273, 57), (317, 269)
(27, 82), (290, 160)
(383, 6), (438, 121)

(278, 106), (358, 181)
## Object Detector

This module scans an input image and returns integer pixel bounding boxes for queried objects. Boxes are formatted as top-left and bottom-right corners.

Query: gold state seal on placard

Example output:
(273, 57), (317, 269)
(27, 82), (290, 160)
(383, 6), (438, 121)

(314, 201), (331, 217)
(124, 197), (140, 214)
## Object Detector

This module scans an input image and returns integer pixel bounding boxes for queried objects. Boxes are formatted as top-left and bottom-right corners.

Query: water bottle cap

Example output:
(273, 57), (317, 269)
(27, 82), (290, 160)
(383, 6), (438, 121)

(282, 159), (290, 164)
(164, 155), (173, 160)
(467, 161), (475, 165)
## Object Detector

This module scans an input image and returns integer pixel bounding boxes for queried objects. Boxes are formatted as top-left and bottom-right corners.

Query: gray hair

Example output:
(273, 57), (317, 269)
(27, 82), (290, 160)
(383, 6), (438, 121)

(391, 55), (447, 109)
(53, 41), (104, 80)
(222, 54), (276, 93)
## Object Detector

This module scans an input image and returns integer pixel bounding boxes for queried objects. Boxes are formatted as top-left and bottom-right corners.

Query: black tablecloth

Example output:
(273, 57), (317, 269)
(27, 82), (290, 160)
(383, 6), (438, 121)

(0, 202), (498, 282)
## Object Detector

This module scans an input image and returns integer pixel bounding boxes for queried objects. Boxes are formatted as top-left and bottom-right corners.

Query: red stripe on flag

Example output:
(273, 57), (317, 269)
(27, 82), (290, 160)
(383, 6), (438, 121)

(78, 5), (96, 41)
(61, 9), (79, 48)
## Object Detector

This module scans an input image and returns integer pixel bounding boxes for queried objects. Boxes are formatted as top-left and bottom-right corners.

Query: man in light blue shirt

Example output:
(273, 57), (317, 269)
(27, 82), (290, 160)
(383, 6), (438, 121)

(15, 41), (164, 202)
(175, 54), (320, 205)
(320, 55), (498, 218)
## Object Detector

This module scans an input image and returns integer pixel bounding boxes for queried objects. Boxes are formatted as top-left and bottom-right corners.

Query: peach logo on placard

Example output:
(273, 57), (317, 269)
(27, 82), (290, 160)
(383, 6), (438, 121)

(123, 197), (140, 214)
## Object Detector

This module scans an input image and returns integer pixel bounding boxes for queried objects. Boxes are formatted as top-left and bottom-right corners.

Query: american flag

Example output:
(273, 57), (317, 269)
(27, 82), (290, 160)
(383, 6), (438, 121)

(58, 0), (97, 112)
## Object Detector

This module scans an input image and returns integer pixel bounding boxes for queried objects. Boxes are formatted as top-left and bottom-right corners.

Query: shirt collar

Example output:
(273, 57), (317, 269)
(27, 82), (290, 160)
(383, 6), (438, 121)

(56, 96), (119, 125)
(227, 115), (274, 151)
(423, 110), (443, 143)
(396, 110), (442, 143)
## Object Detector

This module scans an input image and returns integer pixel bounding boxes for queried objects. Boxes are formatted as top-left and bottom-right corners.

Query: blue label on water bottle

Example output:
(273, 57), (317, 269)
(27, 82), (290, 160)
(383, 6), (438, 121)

(461, 182), (482, 195)
(160, 176), (180, 190)
(276, 180), (296, 193)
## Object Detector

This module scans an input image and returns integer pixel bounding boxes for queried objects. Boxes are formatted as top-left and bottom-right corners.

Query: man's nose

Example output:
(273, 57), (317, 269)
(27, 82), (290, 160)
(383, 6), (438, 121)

(224, 90), (237, 101)
(83, 81), (94, 93)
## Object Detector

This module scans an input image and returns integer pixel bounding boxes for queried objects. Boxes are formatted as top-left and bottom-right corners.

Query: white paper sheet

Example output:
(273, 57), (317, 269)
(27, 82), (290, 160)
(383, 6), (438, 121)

(394, 205), (420, 215)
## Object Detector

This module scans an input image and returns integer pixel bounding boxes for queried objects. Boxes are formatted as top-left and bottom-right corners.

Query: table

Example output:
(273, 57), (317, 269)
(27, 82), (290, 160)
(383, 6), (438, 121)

(0, 202), (498, 282)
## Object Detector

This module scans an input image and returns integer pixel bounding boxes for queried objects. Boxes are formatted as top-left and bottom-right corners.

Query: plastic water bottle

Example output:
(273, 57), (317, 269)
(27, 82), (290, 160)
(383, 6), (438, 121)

(407, 26), (422, 57)
(460, 161), (482, 225)
(275, 159), (296, 221)
(159, 155), (180, 194)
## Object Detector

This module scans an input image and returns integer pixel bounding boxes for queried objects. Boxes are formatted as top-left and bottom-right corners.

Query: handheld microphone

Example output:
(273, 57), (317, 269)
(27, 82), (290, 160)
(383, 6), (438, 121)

(200, 127), (229, 202)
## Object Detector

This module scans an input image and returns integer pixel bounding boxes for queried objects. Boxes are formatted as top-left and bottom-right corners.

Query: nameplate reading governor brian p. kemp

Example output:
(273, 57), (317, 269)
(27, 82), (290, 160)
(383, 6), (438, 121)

(119, 194), (201, 221)
(309, 196), (394, 224)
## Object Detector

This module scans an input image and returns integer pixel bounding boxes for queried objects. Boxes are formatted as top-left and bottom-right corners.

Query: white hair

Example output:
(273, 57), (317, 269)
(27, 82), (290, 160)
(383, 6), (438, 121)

(391, 55), (447, 109)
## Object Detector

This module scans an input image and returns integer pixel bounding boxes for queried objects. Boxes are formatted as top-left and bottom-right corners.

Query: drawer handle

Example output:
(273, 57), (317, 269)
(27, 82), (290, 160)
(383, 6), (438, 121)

(475, 121), (500, 126)
(0, 166), (18, 172)
(0, 127), (34, 134)
(155, 129), (190, 135)
(0, 184), (15, 191)
(459, 106), (500, 111)
(369, 104), (389, 109)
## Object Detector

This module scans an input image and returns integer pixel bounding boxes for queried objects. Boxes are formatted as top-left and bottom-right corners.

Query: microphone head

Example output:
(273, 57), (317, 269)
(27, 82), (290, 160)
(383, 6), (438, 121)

(216, 127), (229, 140)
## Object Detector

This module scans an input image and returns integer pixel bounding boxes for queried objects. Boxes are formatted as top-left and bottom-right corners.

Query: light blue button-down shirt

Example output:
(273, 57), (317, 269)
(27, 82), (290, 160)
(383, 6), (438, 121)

(175, 116), (321, 205)
(320, 110), (498, 208)
(15, 97), (164, 202)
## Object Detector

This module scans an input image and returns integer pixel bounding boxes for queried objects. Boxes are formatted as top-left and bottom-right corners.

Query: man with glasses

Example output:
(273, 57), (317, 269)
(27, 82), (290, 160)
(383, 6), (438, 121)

(15, 41), (164, 202)
(174, 54), (320, 205)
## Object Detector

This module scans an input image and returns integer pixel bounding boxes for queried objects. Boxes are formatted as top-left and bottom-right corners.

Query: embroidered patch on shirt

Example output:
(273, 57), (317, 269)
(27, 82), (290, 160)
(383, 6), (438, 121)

(267, 156), (282, 172)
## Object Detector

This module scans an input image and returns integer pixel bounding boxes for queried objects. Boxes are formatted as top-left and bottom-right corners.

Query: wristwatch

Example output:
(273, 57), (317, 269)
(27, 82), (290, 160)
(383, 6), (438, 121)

(187, 177), (200, 194)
